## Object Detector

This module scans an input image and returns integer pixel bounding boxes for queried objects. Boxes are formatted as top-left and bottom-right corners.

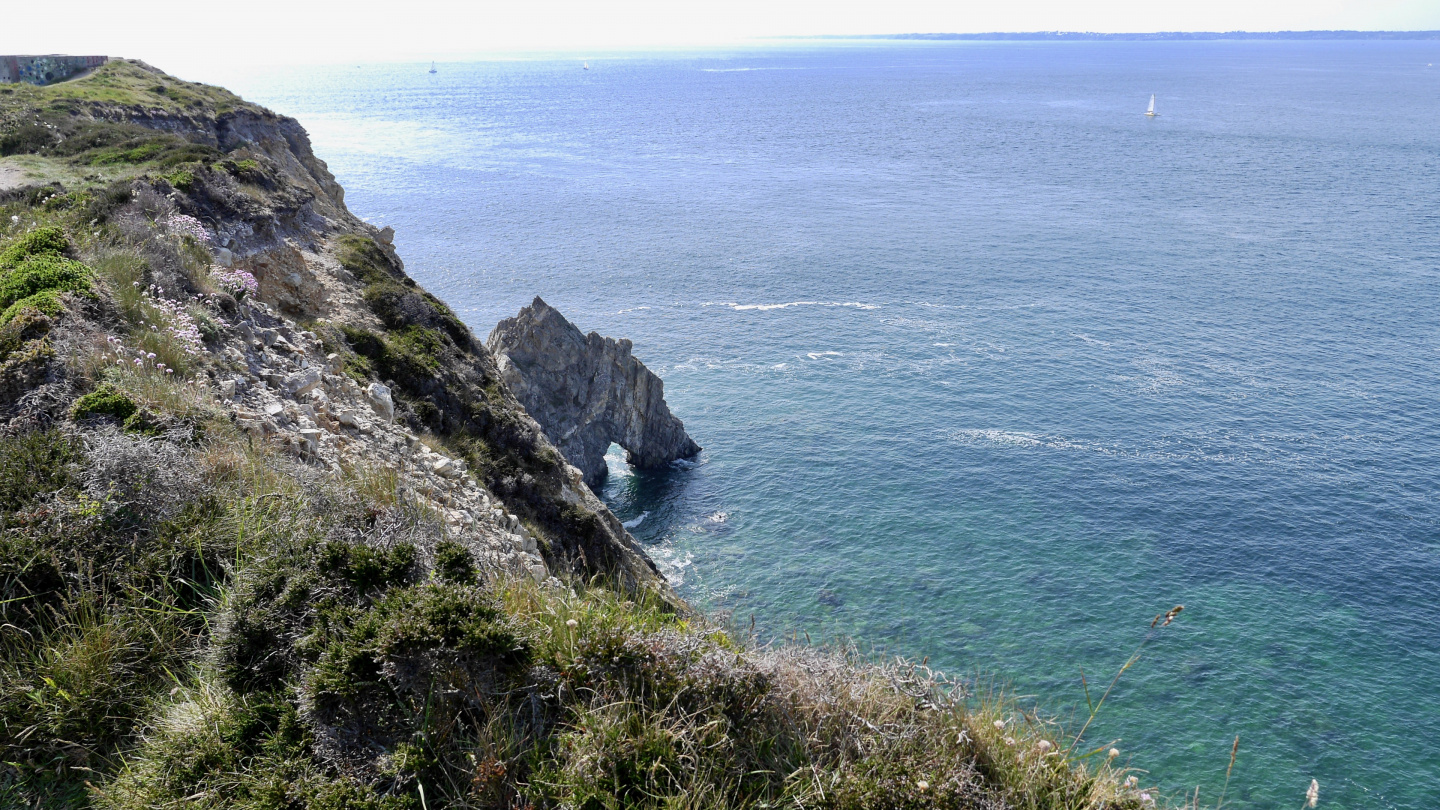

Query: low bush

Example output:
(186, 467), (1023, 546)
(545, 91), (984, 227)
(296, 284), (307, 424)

(0, 306), (52, 364)
(0, 427), (79, 513)
(0, 228), (94, 324)
(162, 168), (196, 191)
(337, 323), (446, 380)
(0, 122), (54, 156)
(0, 224), (69, 266)
(335, 234), (398, 287)
(215, 157), (265, 183)
(71, 382), (138, 422)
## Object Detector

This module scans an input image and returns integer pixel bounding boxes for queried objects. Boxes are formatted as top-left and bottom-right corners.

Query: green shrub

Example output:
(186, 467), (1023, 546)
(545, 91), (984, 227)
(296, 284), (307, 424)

(337, 323), (445, 380)
(218, 539), (419, 694)
(0, 225), (68, 267)
(90, 138), (166, 165)
(0, 305), (52, 364)
(388, 325), (444, 371)
(335, 234), (396, 286)
(0, 250), (94, 324)
(433, 539), (477, 584)
(121, 408), (164, 436)
(162, 168), (196, 191)
(215, 158), (263, 183)
(85, 135), (219, 168)
(0, 288), (67, 323)
(0, 123), (54, 156)
(0, 428), (79, 513)
(41, 190), (90, 212)
(71, 383), (138, 423)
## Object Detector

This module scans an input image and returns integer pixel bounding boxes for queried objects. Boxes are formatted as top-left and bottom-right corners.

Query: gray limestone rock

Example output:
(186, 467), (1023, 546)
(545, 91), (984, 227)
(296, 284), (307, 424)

(487, 297), (700, 489)
(283, 367), (322, 396)
(365, 382), (395, 421)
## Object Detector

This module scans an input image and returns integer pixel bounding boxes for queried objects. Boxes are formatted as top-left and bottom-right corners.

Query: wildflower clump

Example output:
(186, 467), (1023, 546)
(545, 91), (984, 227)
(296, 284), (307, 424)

(139, 285), (204, 358)
(160, 212), (211, 245)
(208, 265), (258, 299)
(97, 334), (178, 376)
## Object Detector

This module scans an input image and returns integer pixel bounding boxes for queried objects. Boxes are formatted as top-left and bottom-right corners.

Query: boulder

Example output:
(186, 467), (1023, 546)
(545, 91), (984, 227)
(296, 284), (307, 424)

(238, 245), (326, 319)
(284, 367), (322, 396)
(365, 382), (394, 422)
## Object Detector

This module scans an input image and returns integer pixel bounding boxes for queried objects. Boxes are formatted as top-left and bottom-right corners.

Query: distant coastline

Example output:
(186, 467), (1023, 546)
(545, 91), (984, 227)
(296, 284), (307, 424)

(796, 30), (1440, 41)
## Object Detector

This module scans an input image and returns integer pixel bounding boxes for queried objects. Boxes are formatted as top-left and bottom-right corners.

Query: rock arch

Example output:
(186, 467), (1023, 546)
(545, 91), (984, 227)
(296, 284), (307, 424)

(487, 297), (700, 489)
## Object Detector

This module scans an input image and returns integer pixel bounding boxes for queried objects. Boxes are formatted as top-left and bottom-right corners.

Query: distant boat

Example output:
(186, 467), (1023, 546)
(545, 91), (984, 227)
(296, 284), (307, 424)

(1146, 94), (1158, 117)
(429, 61), (437, 74)
(583, 62), (589, 71)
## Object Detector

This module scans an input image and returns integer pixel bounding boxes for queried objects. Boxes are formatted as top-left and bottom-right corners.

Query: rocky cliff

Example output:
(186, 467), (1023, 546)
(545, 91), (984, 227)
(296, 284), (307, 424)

(0, 58), (672, 600)
(0, 60), (1151, 810)
(488, 297), (700, 488)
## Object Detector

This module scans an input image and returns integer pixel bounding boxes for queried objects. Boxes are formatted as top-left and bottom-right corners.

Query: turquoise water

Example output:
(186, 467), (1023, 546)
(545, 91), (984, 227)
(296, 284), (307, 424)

(217, 41), (1440, 807)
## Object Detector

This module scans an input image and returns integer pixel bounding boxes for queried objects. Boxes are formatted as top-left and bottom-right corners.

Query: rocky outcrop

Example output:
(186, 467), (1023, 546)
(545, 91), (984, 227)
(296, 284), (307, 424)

(488, 297), (700, 489)
(236, 245), (326, 319)
(0, 58), (683, 605)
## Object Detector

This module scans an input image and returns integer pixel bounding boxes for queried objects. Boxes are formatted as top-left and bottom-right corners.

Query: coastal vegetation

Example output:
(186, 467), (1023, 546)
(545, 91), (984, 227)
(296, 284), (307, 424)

(2, 61), (1171, 809)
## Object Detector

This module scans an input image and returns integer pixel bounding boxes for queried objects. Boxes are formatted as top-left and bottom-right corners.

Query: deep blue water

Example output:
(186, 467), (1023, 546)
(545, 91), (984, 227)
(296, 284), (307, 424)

(214, 41), (1440, 808)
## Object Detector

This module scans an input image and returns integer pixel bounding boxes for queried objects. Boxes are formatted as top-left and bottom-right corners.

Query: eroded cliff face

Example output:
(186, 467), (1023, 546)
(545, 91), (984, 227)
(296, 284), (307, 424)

(0, 59), (676, 604)
(488, 297), (700, 488)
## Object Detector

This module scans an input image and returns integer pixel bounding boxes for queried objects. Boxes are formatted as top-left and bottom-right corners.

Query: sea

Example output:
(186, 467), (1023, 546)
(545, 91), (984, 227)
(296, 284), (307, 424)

(212, 40), (1440, 808)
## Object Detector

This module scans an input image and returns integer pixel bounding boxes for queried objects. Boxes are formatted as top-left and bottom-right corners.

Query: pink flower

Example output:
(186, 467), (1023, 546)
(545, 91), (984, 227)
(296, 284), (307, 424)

(209, 266), (259, 299)
(161, 213), (212, 244)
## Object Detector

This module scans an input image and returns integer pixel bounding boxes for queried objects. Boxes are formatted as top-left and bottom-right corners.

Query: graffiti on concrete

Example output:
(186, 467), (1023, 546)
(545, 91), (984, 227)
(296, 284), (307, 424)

(0, 55), (108, 86)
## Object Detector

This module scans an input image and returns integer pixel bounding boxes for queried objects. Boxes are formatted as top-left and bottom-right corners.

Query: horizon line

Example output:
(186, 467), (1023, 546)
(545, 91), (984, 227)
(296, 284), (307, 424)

(786, 30), (1440, 41)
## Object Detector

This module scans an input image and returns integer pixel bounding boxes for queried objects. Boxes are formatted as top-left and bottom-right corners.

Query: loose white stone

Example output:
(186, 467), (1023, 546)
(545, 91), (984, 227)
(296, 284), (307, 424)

(284, 367), (322, 396)
(365, 382), (395, 422)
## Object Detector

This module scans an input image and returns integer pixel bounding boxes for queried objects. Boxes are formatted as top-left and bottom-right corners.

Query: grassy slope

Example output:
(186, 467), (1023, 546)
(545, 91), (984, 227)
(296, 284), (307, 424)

(0, 68), (1166, 810)
(0, 58), (259, 117)
(0, 60), (268, 189)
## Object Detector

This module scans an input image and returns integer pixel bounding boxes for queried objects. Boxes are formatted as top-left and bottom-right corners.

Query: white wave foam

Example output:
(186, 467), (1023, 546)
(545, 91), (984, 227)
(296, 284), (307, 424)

(949, 429), (1044, 447)
(805, 351), (843, 360)
(616, 305), (651, 314)
(702, 301), (878, 312)
(1070, 332), (1112, 348)
(622, 511), (649, 529)
(651, 545), (694, 586)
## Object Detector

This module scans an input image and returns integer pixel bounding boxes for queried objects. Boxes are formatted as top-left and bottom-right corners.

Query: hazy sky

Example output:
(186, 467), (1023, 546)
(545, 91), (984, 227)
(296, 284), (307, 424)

(5, 0), (1439, 74)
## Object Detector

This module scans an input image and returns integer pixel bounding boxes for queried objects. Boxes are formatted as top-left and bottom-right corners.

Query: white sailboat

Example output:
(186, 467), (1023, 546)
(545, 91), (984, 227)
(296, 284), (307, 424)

(1145, 94), (1158, 117)
(583, 62), (590, 71)
(429, 61), (437, 74)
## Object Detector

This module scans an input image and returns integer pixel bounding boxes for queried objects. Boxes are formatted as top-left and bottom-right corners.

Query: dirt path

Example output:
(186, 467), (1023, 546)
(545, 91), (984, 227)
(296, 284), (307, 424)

(0, 163), (31, 192)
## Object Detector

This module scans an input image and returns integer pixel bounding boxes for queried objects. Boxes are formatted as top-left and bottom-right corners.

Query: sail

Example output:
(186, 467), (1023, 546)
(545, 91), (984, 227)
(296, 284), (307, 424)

(1147, 94), (1156, 114)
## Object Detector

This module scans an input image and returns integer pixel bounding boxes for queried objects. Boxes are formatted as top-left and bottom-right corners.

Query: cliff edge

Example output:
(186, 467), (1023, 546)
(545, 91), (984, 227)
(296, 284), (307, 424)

(0, 59), (1153, 810)
(488, 297), (700, 488)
